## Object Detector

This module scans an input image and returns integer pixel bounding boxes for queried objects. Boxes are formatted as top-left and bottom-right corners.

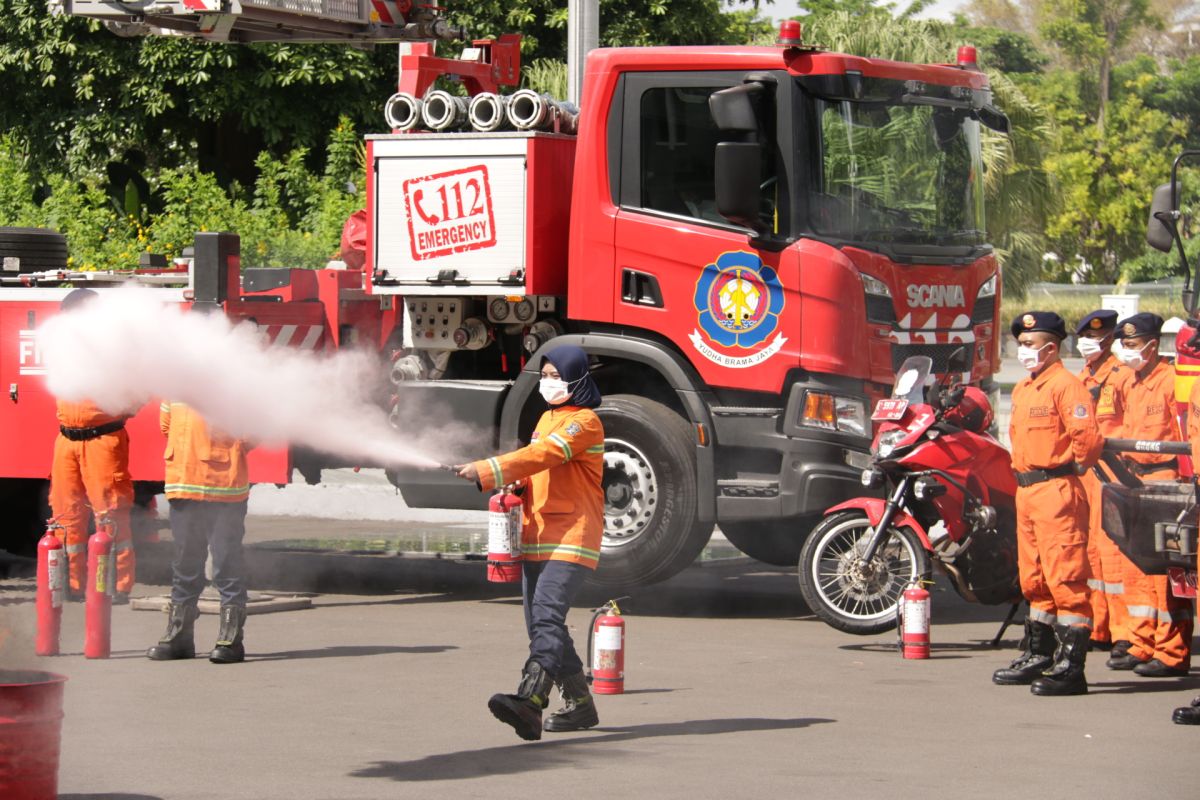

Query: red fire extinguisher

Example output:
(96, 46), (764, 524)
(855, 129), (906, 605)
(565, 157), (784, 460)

(487, 487), (523, 583)
(84, 512), (116, 659)
(36, 519), (66, 657)
(897, 581), (931, 660)
(588, 599), (627, 694)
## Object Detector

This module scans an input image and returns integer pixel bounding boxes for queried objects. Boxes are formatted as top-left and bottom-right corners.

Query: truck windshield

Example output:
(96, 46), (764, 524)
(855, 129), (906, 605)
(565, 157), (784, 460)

(808, 96), (985, 248)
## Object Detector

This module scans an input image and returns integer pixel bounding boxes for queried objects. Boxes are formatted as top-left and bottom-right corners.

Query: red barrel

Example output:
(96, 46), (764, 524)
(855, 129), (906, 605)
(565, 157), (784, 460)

(0, 670), (67, 800)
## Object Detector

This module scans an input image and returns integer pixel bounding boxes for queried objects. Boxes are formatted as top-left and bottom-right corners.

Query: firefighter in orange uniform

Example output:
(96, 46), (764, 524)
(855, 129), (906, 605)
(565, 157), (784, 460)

(146, 401), (251, 664)
(1103, 313), (1193, 678)
(1074, 310), (1130, 652)
(456, 345), (604, 741)
(48, 288), (136, 602)
(993, 312), (1103, 696)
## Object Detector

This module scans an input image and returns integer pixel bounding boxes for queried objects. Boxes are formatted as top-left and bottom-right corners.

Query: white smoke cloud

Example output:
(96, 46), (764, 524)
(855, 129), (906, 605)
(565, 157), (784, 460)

(38, 288), (445, 469)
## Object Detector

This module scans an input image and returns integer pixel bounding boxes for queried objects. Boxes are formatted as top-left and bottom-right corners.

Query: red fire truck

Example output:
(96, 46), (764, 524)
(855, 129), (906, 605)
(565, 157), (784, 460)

(1, 14), (1009, 588)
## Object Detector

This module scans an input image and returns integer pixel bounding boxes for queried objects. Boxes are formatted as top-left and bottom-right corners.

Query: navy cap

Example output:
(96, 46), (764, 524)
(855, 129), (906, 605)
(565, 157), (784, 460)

(1117, 312), (1164, 339)
(1075, 309), (1118, 335)
(1011, 311), (1067, 340)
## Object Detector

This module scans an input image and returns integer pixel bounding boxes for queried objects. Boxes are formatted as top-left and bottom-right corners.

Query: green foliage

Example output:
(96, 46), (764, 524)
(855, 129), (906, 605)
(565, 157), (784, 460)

(0, 118), (363, 270)
(523, 58), (568, 98)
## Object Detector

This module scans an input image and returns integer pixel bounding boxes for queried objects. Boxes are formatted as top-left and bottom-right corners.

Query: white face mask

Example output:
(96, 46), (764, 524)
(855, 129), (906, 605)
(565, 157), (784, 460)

(1076, 337), (1105, 360)
(539, 377), (571, 405)
(1017, 342), (1051, 371)
(1116, 341), (1151, 370)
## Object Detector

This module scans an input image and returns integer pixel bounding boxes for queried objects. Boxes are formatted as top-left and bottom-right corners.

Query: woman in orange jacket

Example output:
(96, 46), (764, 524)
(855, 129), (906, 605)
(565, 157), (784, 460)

(456, 345), (604, 741)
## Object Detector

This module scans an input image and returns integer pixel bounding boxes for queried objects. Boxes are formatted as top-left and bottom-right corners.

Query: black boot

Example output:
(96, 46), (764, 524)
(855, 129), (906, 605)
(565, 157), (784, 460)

(1031, 625), (1090, 696)
(146, 602), (198, 661)
(209, 605), (246, 664)
(993, 620), (1056, 685)
(488, 661), (553, 741)
(1172, 696), (1200, 725)
(543, 671), (600, 733)
(1110, 639), (1131, 658)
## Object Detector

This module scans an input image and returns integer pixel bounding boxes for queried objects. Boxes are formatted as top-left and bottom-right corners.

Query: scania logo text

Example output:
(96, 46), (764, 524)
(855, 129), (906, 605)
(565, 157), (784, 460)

(906, 284), (965, 308)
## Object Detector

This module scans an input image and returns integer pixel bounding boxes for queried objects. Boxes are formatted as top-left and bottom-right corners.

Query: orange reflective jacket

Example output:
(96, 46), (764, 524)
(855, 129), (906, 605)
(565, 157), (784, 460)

(1010, 360), (1103, 473)
(474, 406), (604, 569)
(160, 402), (250, 502)
(1116, 360), (1182, 474)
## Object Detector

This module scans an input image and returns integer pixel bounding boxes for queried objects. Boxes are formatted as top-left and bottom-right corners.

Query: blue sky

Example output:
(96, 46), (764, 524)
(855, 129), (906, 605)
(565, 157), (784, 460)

(760, 0), (969, 23)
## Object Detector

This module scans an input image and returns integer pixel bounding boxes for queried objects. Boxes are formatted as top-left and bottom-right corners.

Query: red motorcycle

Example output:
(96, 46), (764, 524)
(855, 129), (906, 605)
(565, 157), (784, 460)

(798, 353), (1021, 635)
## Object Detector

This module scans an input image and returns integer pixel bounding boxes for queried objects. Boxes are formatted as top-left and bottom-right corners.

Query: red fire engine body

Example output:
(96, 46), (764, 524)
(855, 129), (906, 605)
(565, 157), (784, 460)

(0, 31), (1007, 589)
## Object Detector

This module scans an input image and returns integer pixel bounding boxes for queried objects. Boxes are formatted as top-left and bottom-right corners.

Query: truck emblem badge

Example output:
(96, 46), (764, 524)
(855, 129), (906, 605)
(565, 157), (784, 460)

(689, 251), (786, 369)
(403, 165), (496, 261)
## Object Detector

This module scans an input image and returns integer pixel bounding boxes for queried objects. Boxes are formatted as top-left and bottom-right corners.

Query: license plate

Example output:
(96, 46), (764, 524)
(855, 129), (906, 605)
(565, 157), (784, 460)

(1167, 567), (1198, 599)
(872, 398), (908, 421)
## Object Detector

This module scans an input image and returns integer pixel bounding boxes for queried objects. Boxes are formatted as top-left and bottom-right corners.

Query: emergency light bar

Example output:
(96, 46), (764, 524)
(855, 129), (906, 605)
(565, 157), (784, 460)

(48, 0), (463, 44)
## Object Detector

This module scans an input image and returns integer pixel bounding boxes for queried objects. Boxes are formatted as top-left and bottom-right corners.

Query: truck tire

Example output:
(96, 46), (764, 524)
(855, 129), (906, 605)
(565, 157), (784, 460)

(797, 510), (932, 635)
(719, 517), (818, 566)
(590, 395), (711, 588)
(0, 228), (69, 274)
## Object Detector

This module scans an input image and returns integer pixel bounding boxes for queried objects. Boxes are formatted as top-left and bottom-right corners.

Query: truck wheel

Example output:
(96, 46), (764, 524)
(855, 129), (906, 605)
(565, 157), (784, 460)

(0, 228), (68, 273)
(797, 510), (931, 635)
(719, 517), (818, 566)
(590, 395), (711, 588)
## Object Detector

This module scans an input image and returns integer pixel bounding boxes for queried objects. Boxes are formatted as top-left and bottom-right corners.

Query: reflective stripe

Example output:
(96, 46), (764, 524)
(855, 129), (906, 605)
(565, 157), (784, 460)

(487, 457), (503, 488)
(65, 544), (85, 554)
(165, 483), (249, 496)
(1057, 612), (1093, 627)
(523, 542), (601, 560)
(112, 541), (134, 553)
(1104, 581), (1124, 595)
(586, 444), (605, 454)
(1087, 579), (1103, 590)
(159, 402), (170, 412)
(1028, 608), (1057, 626)
(1126, 604), (1159, 621)
(548, 432), (573, 461)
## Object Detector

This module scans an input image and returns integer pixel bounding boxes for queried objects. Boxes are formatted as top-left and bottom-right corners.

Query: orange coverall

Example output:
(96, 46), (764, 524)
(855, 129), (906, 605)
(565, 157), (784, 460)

(1119, 361), (1192, 669)
(49, 400), (135, 593)
(474, 406), (604, 569)
(1009, 360), (1103, 629)
(1078, 354), (1130, 645)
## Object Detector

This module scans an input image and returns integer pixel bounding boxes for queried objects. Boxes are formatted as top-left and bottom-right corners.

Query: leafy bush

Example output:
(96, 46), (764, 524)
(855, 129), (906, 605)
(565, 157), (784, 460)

(0, 118), (363, 270)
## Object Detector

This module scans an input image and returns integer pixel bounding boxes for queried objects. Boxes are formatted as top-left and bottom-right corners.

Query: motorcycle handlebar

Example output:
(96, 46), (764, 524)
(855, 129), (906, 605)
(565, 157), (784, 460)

(1102, 439), (1191, 456)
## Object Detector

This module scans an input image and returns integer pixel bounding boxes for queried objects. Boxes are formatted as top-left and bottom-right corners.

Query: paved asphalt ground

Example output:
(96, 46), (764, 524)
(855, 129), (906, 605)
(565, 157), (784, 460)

(2, 358), (1195, 800)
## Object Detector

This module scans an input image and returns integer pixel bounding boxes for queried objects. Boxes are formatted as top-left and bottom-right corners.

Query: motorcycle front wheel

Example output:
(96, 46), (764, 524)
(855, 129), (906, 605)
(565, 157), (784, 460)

(798, 510), (932, 636)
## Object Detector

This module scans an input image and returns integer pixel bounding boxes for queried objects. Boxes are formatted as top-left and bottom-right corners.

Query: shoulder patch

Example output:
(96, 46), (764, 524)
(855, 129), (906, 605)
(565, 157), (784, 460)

(565, 421), (582, 437)
(1073, 404), (1089, 418)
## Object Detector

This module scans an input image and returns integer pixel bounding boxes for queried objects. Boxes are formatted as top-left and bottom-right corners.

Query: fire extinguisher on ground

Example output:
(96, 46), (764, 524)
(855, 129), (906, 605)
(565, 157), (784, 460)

(897, 580), (931, 660)
(487, 486), (523, 583)
(36, 519), (66, 656)
(588, 598), (628, 694)
(85, 512), (117, 659)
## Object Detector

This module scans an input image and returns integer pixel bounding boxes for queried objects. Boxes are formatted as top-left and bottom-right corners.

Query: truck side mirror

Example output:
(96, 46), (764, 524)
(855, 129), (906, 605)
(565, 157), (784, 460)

(1147, 182), (1177, 253)
(709, 82), (764, 132)
(947, 346), (968, 374)
(714, 142), (766, 234)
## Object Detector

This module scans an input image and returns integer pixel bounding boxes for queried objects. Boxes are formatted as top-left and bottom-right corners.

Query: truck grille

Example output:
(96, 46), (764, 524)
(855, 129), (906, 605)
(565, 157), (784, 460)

(891, 343), (975, 373)
(970, 298), (995, 325)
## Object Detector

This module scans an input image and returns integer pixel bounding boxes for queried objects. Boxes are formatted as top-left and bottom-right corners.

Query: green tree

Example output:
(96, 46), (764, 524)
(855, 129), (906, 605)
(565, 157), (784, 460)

(1038, 0), (1160, 138)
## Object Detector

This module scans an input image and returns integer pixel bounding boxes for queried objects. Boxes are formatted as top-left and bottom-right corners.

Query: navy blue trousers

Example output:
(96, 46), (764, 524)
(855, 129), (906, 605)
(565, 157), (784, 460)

(522, 559), (590, 677)
(169, 499), (249, 607)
